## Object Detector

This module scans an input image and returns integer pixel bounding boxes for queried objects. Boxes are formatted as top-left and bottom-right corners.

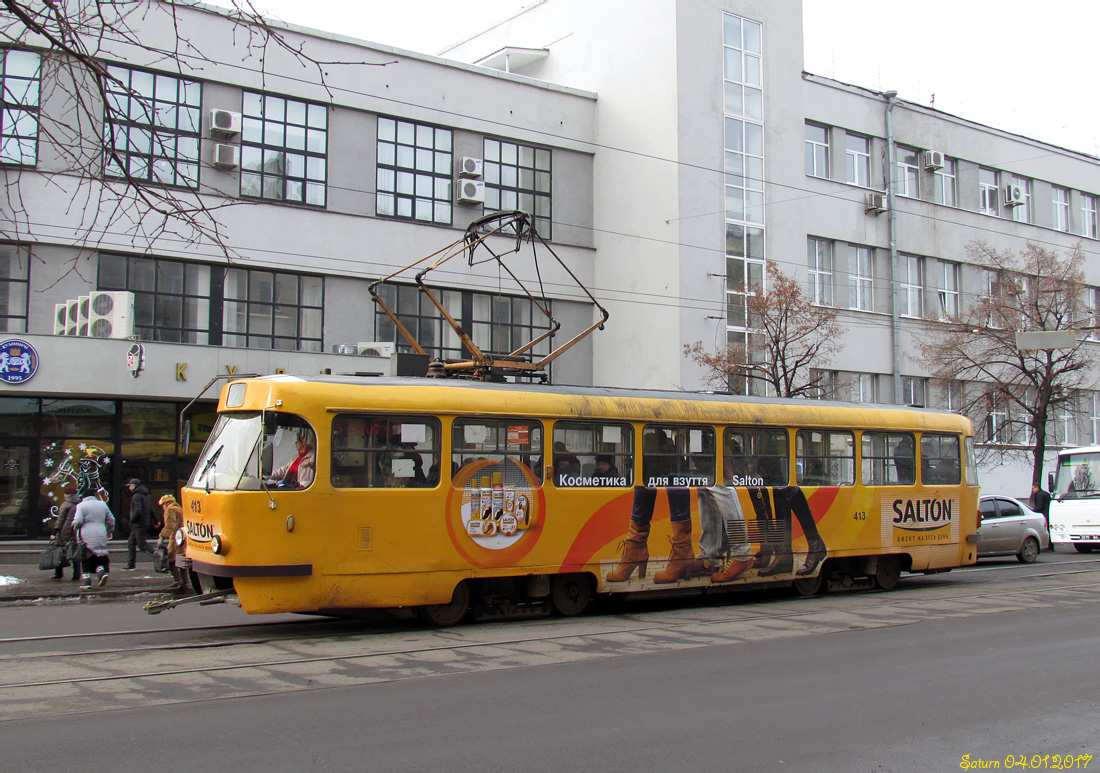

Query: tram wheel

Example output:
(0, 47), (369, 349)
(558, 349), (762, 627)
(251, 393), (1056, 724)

(550, 573), (592, 617)
(790, 573), (823, 597)
(873, 555), (902, 590)
(417, 582), (470, 627)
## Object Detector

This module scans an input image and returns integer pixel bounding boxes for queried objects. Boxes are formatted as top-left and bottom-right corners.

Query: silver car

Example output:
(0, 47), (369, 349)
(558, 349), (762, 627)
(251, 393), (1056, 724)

(978, 495), (1050, 563)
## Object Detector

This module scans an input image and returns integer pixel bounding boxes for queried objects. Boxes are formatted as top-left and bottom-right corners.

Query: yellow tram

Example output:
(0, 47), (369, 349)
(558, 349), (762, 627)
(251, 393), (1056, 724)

(175, 376), (980, 624)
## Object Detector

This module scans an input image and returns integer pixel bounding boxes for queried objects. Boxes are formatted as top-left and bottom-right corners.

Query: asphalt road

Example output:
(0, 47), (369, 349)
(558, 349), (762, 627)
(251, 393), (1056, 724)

(2, 554), (1098, 772)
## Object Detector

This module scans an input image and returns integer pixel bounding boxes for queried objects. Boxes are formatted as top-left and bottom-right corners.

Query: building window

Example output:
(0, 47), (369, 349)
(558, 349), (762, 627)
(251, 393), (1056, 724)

(896, 146), (919, 198)
(853, 373), (877, 403)
(934, 157), (957, 206)
(1009, 175), (1032, 223)
(726, 224), (765, 330)
(99, 254), (323, 351)
(103, 65), (200, 188)
(848, 245), (873, 311)
(938, 379), (963, 412)
(374, 284), (552, 363)
(1081, 194), (1097, 239)
(1, 49), (40, 166)
(0, 243), (29, 332)
(727, 117), (765, 224)
(1053, 401), (1077, 447)
(376, 117), (451, 224)
(98, 253), (211, 344)
(807, 237), (832, 306)
(804, 123), (829, 178)
(808, 368), (839, 400)
(979, 167), (999, 216)
(900, 254), (923, 318)
(483, 139), (551, 238)
(723, 13), (763, 121)
(845, 133), (870, 187)
(1052, 186), (1070, 232)
(937, 260), (960, 319)
(222, 268), (323, 351)
(987, 393), (1008, 443)
(1091, 392), (1100, 445)
(240, 92), (327, 207)
(1087, 287), (1100, 341)
(901, 376), (927, 407)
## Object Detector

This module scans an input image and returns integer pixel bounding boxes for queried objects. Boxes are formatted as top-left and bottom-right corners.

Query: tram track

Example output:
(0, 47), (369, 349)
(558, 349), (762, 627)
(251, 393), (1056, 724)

(4, 568), (1100, 693)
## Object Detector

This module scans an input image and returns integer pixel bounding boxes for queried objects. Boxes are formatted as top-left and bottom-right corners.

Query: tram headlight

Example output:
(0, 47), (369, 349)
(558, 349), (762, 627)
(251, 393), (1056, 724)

(173, 528), (185, 547)
(211, 534), (227, 555)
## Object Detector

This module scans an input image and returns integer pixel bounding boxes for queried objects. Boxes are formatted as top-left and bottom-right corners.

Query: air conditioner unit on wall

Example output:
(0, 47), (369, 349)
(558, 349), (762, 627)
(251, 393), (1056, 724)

(87, 291), (135, 339)
(864, 191), (887, 214)
(357, 341), (396, 357)
(459, 157), (483, 178)
(213, 143), (240, 168)
(923, 150), (944, 170)
(1003, 184), (1024, 206)
(209, 109), (241, 137)
(77, 295), (90, 337)
(456, 179), (485, 204)
(54, 303), (69, 336)
(64, 299), (80, 336)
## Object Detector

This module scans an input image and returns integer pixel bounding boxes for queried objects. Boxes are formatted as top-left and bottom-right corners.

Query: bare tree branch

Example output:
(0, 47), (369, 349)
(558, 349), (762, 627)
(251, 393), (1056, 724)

(920, 241), (1090, 486)
(685, 261), (843, 397)
(1, 0), (394, 263)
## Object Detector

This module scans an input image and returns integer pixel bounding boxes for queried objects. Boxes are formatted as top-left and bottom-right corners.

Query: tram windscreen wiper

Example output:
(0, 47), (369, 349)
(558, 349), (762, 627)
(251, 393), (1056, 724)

(199, 445), (223, 493)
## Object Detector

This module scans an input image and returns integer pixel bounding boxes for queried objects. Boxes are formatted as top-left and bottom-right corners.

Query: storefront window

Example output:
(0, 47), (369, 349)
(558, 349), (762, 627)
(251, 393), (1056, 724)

(39, 438), (114, 527)
(0, 397), (39, 436)
(40, 400), (115, 438)
(122, 401), (176, 440)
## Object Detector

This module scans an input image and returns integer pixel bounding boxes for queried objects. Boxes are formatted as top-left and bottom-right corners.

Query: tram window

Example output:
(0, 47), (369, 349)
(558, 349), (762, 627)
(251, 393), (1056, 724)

(330, 414), (440, 488)
(723, 427), (788, 486)
(861, 432), (916, 486)
(920, 433), (961, 485)
(641, 425), (715, 487)
(259, 414), (317, 490)
(795, 429), (855, 486)
(552, 421), (633, 487)
(452, 418), (543, 482)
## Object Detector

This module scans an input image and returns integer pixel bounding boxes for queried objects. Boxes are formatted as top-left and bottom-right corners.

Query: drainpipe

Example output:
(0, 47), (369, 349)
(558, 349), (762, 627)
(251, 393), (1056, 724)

(884, 90), (902, 404)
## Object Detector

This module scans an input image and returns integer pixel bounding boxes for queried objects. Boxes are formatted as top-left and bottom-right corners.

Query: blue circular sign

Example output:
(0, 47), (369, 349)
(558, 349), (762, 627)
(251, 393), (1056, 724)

(0, 339), (39, 384)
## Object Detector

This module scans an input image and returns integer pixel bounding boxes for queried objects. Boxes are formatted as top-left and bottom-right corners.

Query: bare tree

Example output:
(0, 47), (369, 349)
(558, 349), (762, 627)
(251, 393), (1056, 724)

(920, 241), (1092, 486)
(0, 0), (390, 261)
(685, 260), (843, 397)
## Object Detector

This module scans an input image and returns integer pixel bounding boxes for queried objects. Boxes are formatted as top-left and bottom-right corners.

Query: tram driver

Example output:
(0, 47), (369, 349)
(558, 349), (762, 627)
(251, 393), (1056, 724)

(265, 429), (316, 489)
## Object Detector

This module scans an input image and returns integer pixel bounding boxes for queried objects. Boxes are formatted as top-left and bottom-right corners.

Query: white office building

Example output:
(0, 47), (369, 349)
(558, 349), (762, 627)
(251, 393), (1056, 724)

(0, 0), (1096, 536)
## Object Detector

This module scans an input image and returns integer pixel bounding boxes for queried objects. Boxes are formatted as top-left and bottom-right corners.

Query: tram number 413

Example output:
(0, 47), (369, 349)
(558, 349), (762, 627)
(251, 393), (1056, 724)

(853, 511), (867, 521)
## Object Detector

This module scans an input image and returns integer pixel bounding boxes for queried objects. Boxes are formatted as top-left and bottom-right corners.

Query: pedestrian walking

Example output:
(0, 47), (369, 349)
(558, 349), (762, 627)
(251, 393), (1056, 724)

(51, 487), (83, 582)
(72, 487), (115, 589)
(124, 478), (155, 570)
(157, 494), (189, 592)
(1032, 482), (1053, 551)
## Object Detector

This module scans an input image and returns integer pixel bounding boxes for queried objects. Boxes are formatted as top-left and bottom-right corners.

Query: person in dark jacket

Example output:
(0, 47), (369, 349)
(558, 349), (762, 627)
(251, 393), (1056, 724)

(1032, 483), (1053, 551)
(124, 478), (155, 570)
(51, 487), (83, 581)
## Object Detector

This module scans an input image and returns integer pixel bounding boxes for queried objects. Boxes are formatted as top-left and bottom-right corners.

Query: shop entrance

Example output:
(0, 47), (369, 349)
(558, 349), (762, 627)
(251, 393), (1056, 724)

(0, 441), (37, 538)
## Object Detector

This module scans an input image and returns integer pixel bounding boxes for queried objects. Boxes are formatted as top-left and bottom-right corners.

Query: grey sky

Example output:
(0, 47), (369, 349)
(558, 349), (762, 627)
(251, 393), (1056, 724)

(243, 0), (1099, 157)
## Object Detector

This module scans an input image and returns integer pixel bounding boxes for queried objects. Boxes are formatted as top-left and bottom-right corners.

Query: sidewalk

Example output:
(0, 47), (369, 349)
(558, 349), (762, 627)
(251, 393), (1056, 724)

(0, 541), (183, 602)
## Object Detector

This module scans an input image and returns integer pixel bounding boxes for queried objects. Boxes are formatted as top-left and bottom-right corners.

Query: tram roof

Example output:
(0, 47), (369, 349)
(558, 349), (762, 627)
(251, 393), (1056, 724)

(235, 375), (972, 433)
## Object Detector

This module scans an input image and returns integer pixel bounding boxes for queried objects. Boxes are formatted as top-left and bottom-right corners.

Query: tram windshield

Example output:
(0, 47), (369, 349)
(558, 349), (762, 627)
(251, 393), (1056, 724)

(189, 412), (316, 491)
(1053, 451), (1100, 499)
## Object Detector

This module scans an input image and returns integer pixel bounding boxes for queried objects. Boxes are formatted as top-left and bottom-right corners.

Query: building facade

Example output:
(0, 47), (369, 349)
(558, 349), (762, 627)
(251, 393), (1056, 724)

(1, 0), (1097, 536)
